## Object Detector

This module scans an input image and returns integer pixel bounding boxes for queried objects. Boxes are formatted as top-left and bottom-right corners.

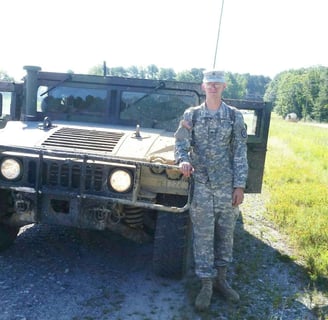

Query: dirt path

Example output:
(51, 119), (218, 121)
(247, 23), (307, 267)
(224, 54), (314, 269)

(0, 194), (327, 320)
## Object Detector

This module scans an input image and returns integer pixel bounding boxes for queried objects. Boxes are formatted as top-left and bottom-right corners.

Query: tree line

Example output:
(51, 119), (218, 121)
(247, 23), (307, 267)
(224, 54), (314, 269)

(264, 66), (328, 122)
(1, 64), (327, 122)
(89, 63), (271, 102)
(89, 63), (328, 122)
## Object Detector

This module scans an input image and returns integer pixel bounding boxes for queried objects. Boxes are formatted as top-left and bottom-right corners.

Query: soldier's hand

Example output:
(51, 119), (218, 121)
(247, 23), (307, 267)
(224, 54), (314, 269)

(232, 187), (244, 206)
(179, 161), (193, 177)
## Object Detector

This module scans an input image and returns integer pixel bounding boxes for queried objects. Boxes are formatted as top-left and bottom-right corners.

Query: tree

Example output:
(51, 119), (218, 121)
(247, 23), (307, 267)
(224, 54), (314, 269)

(264, 66), (328, 121)
(158, 68), (176, 81)
(127, 65), (140, 78)
(145, 64), (159, 79)
(88, 64), (104, 76)
(175, 70), (195, 82)
(245, 74), (271, 100)
(0, 70), (14, 81)
(264, 75), (280, 103)
(224, 73), (244, 99)
(312, 68), (328, 121)
(108, 66), (128, 77)
(189, 68), (205, 83)
(274, 72), (305, 118)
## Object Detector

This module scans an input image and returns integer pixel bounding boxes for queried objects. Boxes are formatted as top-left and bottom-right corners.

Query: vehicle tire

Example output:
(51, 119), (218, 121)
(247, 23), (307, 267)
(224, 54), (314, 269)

(153, 211), (191, 279)
(0, 223), (19, 252)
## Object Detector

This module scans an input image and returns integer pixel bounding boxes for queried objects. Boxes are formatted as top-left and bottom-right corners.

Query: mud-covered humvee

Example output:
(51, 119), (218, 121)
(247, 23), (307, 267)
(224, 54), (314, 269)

(0, 66), (271, 278)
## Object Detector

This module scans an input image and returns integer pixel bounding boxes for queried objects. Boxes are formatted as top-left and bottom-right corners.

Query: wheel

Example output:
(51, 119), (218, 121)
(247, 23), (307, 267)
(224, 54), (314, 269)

(0, 223), (19, 251)
(153, 211), (190, 279)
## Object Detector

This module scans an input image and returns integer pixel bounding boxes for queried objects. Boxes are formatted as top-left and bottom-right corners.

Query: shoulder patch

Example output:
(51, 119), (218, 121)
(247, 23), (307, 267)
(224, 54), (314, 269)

(241, 127), (247, 138)
(181, 120), (192, 130)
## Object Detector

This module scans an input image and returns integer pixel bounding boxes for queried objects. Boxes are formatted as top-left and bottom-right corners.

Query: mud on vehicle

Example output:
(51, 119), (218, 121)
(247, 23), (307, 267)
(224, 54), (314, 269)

(0, 66), (271, 278)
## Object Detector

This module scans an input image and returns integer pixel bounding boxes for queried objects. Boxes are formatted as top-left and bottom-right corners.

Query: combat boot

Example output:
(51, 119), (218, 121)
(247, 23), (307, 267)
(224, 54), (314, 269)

(195, 278), (213, 311)
(213, 266), (240, 303)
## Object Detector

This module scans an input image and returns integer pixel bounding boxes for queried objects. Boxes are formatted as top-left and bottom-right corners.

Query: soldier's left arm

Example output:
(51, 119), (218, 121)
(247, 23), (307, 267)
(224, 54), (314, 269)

(231, 110), (248, 189)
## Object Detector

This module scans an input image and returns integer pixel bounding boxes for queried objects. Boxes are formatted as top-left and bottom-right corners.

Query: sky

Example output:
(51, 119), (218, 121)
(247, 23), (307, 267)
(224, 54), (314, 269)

(1, 0), (327, 81)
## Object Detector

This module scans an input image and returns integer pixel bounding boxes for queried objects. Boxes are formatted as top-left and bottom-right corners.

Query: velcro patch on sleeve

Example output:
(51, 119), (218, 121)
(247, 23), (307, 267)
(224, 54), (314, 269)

(241, 127), (247, 139)
(181, 120), (192, 130)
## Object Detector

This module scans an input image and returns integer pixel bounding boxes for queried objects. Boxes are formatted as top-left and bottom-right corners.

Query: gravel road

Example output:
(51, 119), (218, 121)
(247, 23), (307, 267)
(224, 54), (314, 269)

(0, 194), (327, 320)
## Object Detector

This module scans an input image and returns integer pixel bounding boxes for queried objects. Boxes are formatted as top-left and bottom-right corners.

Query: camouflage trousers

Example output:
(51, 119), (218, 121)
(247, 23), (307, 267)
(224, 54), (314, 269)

(190, 181), (240, 279)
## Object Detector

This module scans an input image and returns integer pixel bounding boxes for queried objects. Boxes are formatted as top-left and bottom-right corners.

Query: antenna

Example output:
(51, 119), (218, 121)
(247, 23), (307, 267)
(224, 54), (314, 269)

(213, 0), (225, 68)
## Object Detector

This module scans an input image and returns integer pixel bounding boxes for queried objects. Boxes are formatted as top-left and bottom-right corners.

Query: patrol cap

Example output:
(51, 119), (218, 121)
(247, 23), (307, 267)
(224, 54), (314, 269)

(202, 69), (225, 83)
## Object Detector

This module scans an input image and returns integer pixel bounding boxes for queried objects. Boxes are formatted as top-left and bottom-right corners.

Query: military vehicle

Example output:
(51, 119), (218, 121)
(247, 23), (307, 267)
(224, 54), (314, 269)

(0, 66), (271, 278)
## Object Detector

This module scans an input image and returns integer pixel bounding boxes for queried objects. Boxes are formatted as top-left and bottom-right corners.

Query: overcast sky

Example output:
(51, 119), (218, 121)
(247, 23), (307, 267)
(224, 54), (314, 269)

(1, 0), (327, 80)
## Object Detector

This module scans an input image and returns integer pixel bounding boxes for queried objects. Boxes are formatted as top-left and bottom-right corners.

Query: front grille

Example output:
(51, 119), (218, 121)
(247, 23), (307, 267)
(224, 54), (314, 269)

(42, 127), (124, 152)
(42, 160), (106, 191)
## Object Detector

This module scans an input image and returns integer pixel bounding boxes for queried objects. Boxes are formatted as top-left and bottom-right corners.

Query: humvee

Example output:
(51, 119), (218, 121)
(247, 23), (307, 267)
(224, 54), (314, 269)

(0, 66), (271, 278)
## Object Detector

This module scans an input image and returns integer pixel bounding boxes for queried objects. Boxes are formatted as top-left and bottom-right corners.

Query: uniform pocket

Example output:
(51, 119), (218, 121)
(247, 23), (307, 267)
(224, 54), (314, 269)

(218, 119), (233, 142)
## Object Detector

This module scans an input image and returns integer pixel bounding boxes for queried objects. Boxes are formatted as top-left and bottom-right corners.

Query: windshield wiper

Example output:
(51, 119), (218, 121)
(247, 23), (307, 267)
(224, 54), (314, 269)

(40, 74), (72, 97)
(129, 81), (165, 107)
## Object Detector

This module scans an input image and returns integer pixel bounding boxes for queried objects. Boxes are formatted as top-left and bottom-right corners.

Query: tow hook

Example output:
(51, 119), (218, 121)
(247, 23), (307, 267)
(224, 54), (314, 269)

(14, 195), (30, 213)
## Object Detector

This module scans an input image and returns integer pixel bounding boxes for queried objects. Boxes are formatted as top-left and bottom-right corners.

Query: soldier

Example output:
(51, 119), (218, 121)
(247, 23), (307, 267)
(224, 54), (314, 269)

(174, 70), (248, 311)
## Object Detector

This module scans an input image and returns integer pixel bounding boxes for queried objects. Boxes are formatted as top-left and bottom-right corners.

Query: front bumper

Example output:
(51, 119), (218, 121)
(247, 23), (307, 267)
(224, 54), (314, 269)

(0, 146), (190, 219)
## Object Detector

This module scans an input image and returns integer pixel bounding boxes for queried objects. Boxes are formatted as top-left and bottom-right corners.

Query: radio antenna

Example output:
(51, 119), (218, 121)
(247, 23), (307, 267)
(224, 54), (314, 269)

(213, 0), (225, 68)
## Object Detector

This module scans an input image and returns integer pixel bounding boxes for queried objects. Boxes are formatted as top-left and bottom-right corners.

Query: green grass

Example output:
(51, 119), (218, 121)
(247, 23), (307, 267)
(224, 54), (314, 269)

(263, 114), (328, 281)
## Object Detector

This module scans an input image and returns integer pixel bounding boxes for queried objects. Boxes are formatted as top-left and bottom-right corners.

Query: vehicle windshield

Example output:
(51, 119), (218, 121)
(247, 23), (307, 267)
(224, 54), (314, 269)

(119, 91), (197, 131)
(37, 84), (199, 131)
(38, 86), (108, 123)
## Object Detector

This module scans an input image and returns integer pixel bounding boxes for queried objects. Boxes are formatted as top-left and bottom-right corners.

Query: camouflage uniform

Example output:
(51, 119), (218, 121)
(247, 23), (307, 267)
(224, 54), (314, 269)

(174, 101), (248, 279)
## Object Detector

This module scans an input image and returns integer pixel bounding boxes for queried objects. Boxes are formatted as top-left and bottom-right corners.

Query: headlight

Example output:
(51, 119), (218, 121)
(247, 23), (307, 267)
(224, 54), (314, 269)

(109, 169), (132, 193)
(1, 158), (22, 180)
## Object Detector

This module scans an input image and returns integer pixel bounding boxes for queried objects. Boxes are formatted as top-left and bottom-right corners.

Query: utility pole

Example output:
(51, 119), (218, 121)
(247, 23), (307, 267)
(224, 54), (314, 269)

(213, 0), (225, 68)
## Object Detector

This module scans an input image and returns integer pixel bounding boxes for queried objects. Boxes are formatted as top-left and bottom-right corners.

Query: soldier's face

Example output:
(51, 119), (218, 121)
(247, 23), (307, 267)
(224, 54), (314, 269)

(202, 82), (226, 96)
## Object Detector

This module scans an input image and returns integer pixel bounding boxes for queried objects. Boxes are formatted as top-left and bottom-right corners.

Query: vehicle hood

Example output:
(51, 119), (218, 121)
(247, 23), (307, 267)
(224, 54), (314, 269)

(0, 121), (176, 162)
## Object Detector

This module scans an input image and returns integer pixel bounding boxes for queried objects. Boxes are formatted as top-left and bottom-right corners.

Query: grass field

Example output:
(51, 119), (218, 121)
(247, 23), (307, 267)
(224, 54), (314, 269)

(263, 114), (328, 282)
